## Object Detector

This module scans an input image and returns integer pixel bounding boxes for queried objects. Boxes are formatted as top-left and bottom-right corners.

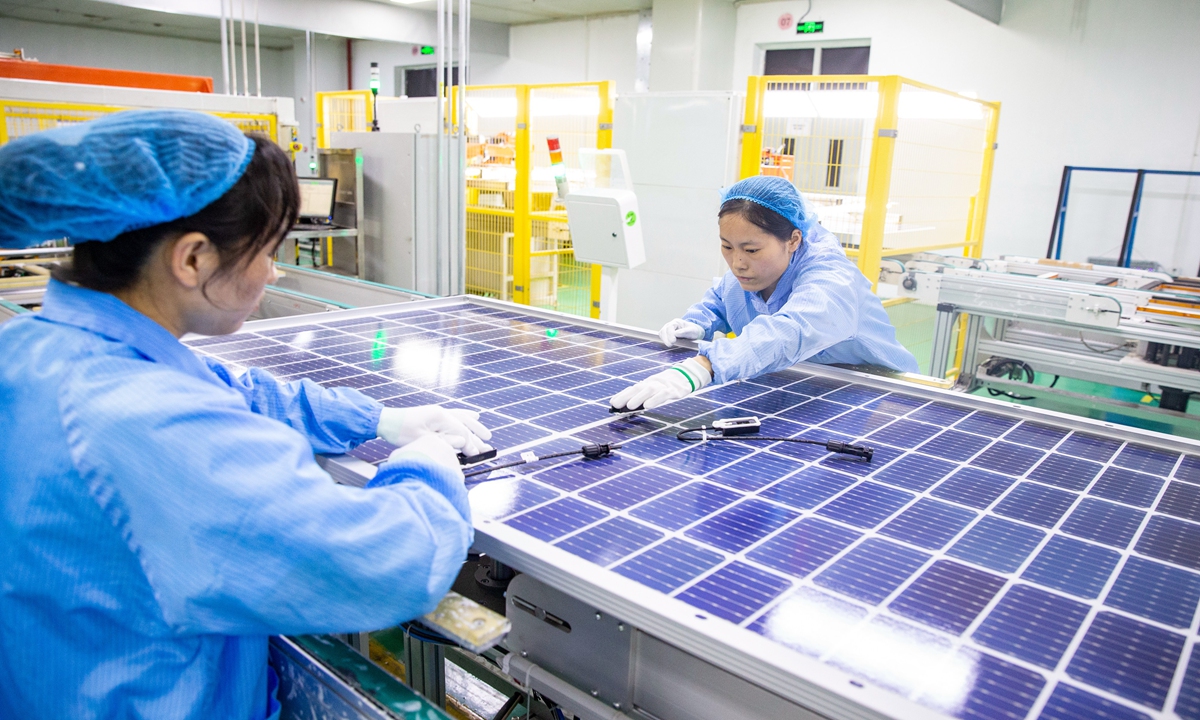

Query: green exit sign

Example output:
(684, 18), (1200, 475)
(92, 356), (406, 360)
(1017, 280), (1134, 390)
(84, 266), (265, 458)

(797, 20), (824, 34)
(419, 45), (435, 55)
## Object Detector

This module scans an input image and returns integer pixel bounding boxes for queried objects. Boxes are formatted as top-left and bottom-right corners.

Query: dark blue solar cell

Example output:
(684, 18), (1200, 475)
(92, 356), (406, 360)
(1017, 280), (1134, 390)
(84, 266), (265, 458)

(872, 453), (958, 492)
(918, 429), (992, 462)
(993, 482), (1077, 528)
(816, 481), (913, 528)
(700, 382), (770, 404)
(534, 454), (642, 492)
(973, 584), (1090, 669)
(749, 416), (808, 439)
(770, 428), (854, 463)
(530, 369), (608, 392)
(822, 384), (887, 406)
(271, 358), (343, 376)
(658, 441), (756, 475)
(819, 443), (904, 477)
(559, 350), (616, 370)
(931, 467), (1016, 509)
(579, 465), (690, 510)
(1104, 556), (1200, 628)
(735, 390), (809, 416)
(955, 411), (1019, 437)
(759, 466), (857, 509)
(504, 362), (574, 383)
(1113, 444), (1180, 476)
(530, 404), (612, 432)
(488, 423), (551, 449)
(890, 560), (1005, 634)
(618, 429), (685, 461)
(747, 588), (868, 658)
(747, 371), (808, 389)
(598, 357), (662, 377)
(460, 348), (520, 365)
(1040, 683), (1153, 720)
(565, 377), (634, 402)
(747, 517), (861, 578)
(706, 451), (799, 492)
(778, 398), (853, 425)
(504, 497), (609, 541)
(1027, 453), (1103, 491)
(246, 350), (320, 366)
(1137, 515), (1200, 571)
(347, 437), (398, 464)
(862, 392), (928, 415)
(1157, 481), (1200, 522)
(684, 498), (799, 553)
(1176, 455), (1200, 484)
(1177, 647), (1200, 720)
(381, 391), (449, 408)
(821, 409), (897, 437)
(1002, 421), (1069, 450)
(553, 516), (663, 567)
(947, 516), (1045, 574)
(307, 368), (381, 386)
(1057, 432), (1122, 462)
(813, 538), (929, 604)
(1022, 536), (1121, 599)
(577, 415), (666, 444)
(642, 396), (723, 425)
(867, 419), (941, 449)
(612, 538), (724, 593)
(971, 441), (1046, 475)
(1089, 467), (1164, 508)
(878, 499), (975, 550)
(909, 401), (971, 425)
(952, 650), (1046, 720)
(629, 481), (741, 531)
(535, 345), (602, 363)
(675, 562), (792, 623)
(469, 384), (544, 409)
(1060, 498), (1145, 548)
(476, 355), (546, 374)
(1066, 612), (1185, 711)
(435, 375), (510, 399)
(499, 394), (581, 420)
(788, 376), (848, 396)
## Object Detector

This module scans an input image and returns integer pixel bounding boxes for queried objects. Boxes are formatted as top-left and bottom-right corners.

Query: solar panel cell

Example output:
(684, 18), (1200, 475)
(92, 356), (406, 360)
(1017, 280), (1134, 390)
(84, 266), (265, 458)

(747, 588), (868, 658)
(1113, 444), (1180, 476)
(705, 451), (799, 492)
(822, 384), (887, 406)
(734, 390), (809, 416)
(684, 498), (800, 553)
(1058, 432), (1122, 462)
(504, 497), (609, 541)
(1157, 481), (1200, 522)
(658, 441), (755, 475)
(918, 430), (992, 462)
(759, 466), (858, 509)
(534, 454), (642, 491)
(1136, 515), (1200, 570)
(1059, 498), (1145, 548)
(788, 377), (848, 397)
(1039, 684), (1153, 720)
(612, 538), (724, 593)
(872, 453), (957, 492)
(814, 537), (929, 604)
(779, 399), (852, 425)
(1065, 612), (1185, 710)
(909, 402), (971, 425)
(746, 517), (861, 578)
(993, 482), (1077, 528)
(554, 516), (664, 567)
(1003, 422), (1070, 450)
(970, 441), (1046, 475)
(1089, 467), (1165, 508)
(528, 402), (611, 430)
(956, 411), (1020, 437)
(469, 478), (560, 522)
(674, 561), (792, 623)
(862, 393), (928, 415)
(947, 516), (1045, 574)
(889, 560), (1005, 633)
(931, 467), (1017, 509)
(878, 499), (975, 550)
(1027, 453), (1103, 491)
(1104, 556), (1200, 628)
(1022, 536), (1121, 599)
(866, 419), (941, 449)
(579, 465), (690, 510)
(972, 584), (1090, 669)
(816, 481), (913, 528)
(821, 409), (897, 437)
(629, 481), (741, 531)
(951, 650), (1046, 720)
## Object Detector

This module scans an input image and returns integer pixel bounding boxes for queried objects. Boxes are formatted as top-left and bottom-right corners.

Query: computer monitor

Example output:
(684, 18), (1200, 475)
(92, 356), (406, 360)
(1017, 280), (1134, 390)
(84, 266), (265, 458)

(297, 177), (337, 221)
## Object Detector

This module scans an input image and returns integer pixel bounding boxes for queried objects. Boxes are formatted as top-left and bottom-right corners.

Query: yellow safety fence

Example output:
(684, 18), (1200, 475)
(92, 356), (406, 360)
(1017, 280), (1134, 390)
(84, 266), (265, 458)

(0, 99), (277, 146)
(740, 75), (1000, 378)
(315, 90), (374, 150)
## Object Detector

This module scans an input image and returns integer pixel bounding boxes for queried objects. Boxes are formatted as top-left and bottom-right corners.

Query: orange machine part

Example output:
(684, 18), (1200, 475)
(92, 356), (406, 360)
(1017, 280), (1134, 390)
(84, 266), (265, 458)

(0, 59), (213, 93)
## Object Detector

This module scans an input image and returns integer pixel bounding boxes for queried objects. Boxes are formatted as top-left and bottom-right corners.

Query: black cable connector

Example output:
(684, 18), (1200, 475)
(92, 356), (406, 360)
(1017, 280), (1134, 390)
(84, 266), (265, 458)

(458, 447), (498, 465)
(676, 417), (874, 462)
(823, 440), (874, 461)
(464, 442), (623, 479)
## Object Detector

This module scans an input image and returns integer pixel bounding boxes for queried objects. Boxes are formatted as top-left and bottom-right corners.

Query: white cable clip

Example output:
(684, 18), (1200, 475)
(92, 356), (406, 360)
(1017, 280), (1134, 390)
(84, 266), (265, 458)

(520, 451), (538, 463)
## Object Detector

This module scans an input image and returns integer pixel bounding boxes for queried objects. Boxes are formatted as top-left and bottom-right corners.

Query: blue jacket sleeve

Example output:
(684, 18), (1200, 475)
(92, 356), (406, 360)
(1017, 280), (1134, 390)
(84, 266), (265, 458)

(60, 356), (470, 636)
(204, 357), (382, 455)
(698, 258), (861, 385)
(681, 277), (733, 340)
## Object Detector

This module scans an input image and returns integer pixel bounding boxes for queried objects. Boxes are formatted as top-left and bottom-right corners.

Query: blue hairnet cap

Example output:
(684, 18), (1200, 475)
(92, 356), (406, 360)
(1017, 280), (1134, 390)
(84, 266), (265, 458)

(721, 175), (818, 239)
(0, 109), (254, 249)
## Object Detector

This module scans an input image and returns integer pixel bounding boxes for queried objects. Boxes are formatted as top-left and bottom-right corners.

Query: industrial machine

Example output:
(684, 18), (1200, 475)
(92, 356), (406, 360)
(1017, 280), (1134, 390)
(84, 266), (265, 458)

(882, 253), (1200, 428)
(190, 296), (1200, 720)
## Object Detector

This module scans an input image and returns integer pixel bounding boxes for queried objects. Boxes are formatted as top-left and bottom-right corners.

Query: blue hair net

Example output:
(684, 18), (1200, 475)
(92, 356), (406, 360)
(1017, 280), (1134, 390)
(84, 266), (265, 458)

(721, 175), (819, 239)
(0, 109), (254, 249)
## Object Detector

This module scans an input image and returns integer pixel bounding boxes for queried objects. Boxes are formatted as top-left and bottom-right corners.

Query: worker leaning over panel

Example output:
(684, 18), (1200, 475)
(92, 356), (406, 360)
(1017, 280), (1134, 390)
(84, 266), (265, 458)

(0, 109), (492, 719)
(611, 175), (919, 411)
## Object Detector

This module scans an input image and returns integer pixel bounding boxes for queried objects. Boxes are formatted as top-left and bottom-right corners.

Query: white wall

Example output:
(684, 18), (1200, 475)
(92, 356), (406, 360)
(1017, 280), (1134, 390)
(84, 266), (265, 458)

(0, 17), (294, 97)
(732, 0), (1200, 274)
(472, 13), (640, 93)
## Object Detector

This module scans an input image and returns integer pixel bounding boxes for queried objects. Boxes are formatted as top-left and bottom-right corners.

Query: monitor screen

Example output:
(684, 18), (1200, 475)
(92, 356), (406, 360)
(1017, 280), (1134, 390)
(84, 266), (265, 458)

(297, 177), (337, 219)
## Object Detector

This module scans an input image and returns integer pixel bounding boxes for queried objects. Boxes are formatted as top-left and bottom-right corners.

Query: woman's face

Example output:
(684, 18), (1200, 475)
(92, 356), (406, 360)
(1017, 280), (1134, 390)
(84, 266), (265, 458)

(719, 213), (801, 299)
(196, 241), (280, 336)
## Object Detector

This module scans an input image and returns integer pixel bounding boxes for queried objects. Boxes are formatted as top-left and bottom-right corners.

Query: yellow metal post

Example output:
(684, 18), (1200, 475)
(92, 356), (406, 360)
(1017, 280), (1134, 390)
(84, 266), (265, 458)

(589, 81), (617, 319)
(739, 75), (766, 180)
(969, 102), (1002, 260)
(858, 76), (901, 291)
(512, 85), (532, 306)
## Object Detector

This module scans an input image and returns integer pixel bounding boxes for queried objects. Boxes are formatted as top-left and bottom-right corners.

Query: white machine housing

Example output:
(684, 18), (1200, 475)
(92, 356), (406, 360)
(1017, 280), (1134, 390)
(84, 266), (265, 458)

(564, 149), (645, 269)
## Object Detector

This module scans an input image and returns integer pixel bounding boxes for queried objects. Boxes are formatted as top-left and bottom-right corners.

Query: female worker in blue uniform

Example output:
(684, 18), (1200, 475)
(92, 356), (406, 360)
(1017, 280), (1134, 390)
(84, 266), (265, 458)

(611, 176), (918, 411)
(0, 110), (491, 719)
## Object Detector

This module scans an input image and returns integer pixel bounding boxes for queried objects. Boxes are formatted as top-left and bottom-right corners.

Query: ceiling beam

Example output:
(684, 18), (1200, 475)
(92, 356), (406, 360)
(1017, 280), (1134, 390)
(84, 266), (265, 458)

(945, 0), (1002, 24)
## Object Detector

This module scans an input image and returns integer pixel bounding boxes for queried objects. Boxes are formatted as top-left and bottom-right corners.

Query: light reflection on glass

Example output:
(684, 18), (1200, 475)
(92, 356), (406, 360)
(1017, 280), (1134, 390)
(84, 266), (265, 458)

(751, 587), (867, 658)
(291, 330), (315, 349)
(469, 477), (536, 522)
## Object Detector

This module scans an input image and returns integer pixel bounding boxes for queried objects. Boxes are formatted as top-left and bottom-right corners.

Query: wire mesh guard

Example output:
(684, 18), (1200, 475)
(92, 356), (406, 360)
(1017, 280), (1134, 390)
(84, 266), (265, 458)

(317, 90), (372, 149)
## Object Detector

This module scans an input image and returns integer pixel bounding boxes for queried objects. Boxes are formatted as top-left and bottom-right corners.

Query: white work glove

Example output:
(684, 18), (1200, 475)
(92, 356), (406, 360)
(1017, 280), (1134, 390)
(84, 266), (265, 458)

(387, 434), (463, 472)
(658, 318), (705, 347)
(610, 357), (712, 411)
(377, 405), (493, 458)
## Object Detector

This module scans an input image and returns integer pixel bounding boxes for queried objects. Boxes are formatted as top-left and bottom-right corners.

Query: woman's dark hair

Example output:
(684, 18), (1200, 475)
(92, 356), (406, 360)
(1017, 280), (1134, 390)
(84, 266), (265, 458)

(718, 198), (798, 242)
(53, 133), (299, 293)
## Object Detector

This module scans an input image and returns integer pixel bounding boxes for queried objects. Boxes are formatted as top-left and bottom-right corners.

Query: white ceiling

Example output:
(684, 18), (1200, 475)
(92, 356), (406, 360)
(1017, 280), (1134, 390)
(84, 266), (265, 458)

(404, 0), (652, 25)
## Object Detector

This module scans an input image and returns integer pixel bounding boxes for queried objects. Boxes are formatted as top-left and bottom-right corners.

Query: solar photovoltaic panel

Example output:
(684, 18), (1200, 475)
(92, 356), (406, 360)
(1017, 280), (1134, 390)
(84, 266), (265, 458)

(187, 298), (1200, 720)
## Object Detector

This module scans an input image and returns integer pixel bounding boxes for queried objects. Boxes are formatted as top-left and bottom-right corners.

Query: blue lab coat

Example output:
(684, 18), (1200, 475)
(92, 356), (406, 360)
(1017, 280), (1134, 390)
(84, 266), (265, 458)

(683, 224), (919, 383)
(0, 280), (472, 719)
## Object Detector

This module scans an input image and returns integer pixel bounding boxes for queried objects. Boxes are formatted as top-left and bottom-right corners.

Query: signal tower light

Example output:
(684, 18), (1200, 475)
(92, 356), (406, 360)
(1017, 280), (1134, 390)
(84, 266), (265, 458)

(370, 62), (381, 132)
